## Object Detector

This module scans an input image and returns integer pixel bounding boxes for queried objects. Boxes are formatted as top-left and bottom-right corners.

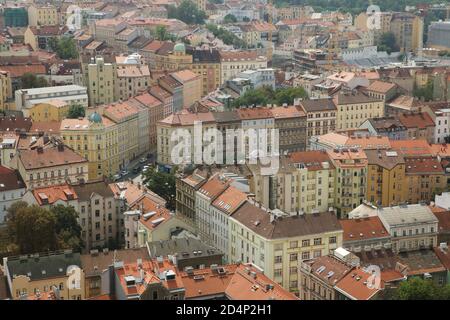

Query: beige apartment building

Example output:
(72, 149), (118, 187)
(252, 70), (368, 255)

(60, 114), (120, 180)
(157, 111), (216, 166)
(0, 70), (12, 111)
(334, 92), (384, 131)
(87, 56), (116, 106)
(328, 148), (368, 218)
(219, 51), (268, 84)
(297, 98), (337, 147)
(170, 69), (202, 108)
(13, 144), (89, 189)
(251, 151), (335, 214)
(115, 63), (152, 101)
(229, 201), (343, 294)
(3, 251), (85, 300)
(28, 4), (59, 27)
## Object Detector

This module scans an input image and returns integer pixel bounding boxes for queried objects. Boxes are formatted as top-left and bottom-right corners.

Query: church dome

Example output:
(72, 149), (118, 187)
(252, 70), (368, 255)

(89, 112), (102, 123)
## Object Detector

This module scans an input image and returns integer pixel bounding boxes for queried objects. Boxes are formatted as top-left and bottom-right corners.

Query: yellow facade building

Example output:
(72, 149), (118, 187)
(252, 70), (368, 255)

(28, 99), (70, 122)
(365, 149), (407, 207)
(28, 4), (59, 27)
(87, 56), (116, 107)
(60, 113), (120, 180)
(229, 201), (343, 294)
(3, 250), (85, 300)
(334, 92), (384, 131)
(328, 148), (368, 218)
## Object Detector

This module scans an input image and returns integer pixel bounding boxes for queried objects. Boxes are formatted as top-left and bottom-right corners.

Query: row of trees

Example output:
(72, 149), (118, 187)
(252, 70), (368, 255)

(206, 24), (246, 48)
(5, 202), (82, 255)
(391, 277), (450, 300)
(21, 73), (48, 89)
(231, 86), (308, 108)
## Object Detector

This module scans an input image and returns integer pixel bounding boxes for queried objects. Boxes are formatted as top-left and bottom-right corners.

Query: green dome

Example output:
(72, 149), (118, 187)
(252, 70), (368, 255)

(89, 112), (102, 123)
(173, 43), (186, 53)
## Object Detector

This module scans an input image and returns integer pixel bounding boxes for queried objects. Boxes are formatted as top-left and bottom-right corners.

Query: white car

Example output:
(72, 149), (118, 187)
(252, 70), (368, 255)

(139, 157), (147, 164)
(121, 170), (129, 176)
(113, 174), (121, 181)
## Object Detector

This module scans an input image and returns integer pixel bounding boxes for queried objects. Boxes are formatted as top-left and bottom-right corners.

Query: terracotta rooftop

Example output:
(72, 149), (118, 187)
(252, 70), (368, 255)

(390, 139), (433, 157)
(303, 255), (351, 286)
(158, 111), (216, 126)
(345, 136), (391, 150)
(398, 112), (435, 129)
(237, 107), (274, 120)
(335, 268), (383, 300)
(0, 116), (32, 132)
(298, 98), (336, 113)
(364, 149), (405, 170)
(170, 69), (199, 83)
(404, 157), (444, 174)
(270, 106), (305, 119)
(340, 217), (389, 242)
(135, 196), (172, 231)
(31, 184), (78, 205)
(212, 185), (247, 215)
(365, 80), (396, 94)
(18, 145), (87, 170)
(288, 150), (334, 171)
(198, 174), (230, 200)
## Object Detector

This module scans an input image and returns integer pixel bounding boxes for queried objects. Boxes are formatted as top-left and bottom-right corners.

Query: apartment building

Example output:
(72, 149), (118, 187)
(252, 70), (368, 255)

(328, 148), (368, 218)
(93, 19), (127, 46)
(359, 117), (408, 140)
(229, 201), (343, 294)
(195, 174), (230, 243)
(365, 80), (398, 102)
(219, 51), (268, 85)
(13, 144), (89, 189)
(405, 157), (446, 204)
(87, 56), (116, 106)
(3, 250), (85, 300)
(377, 204), (438, 252)
(149, 85), (173, 118)
(25, 181), (123, 250)
(0, 70), (12, 111)
(431, 108), (450, 144)
(0, 166), (25, 223)
(365, 149), (407, 207)
(297, 98), (336, 147)
(390, 12), (423, 53)
(133, 92), (164, 150)
(398, 112), (435, 144)
(26, 100), (69, 122)
(15, 85), (88, 113)
(157, 111), (216, 166)
(102, 102), (140, 170)
(187, 48), (221, 96)
(27, 4), (58, 27)
(115, 61), (151, 101)
(60, 114), (119, 180)
(158, 74), (184, 112)
(271, 106), (307, 153)
(175, 169), (208, 222)
(334, 92), (384, 131)
(170, 69), (202, 108)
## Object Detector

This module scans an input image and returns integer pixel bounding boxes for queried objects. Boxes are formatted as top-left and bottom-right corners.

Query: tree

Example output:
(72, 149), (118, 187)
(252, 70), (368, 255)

(152, 25), (176, 41)
(377, 32), (399, 54)
(413, 80), (434, 102)
(167, 0), (207, 25)
(55, 37), (78, 59)
(67, 103), (86, 119)
(242, 16), (250, 22)
(274, 87), (308, 105)
(21, 73), (48, 89)
(7, 204), (59, 254)
(395, 277), (450, 300)
(206, 24), (246, 48)
(50, 205), (83, 252)
(223, 14), (237, 24)
(142, 166), (176, 210)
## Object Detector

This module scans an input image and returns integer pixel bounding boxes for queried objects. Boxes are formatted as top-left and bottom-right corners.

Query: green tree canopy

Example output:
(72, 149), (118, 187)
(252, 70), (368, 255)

(223, 14), (237, 24)
(152, 25), (176, 41)
(67, 103), (86, 119)
(206, 24), (246, 48)
(395, 277), (450, 300)
(231, 86), (308, 108)
(413, 80), (434, 102)
(377, 32), (400, 54)
(21, 73), (48, 89)
(54, 37), (78, 60)
(6, 202), (83, 254)
(50, 205), (83, 252)
(142, 166), (176, 210)
(168, 0), (207, 25)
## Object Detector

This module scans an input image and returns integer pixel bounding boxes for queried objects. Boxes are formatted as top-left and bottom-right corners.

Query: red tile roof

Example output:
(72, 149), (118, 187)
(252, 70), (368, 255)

(335, 268), (383, 300)
(398, 112), (435, 129)
(31, 184), (78, 205)
(340, 217), (389, 242)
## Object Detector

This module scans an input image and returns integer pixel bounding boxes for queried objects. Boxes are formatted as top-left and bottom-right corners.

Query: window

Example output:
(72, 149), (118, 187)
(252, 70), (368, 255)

(302, 239), (310, 247)
(274, 243), (283, 251)
(274, 269), (282, 277)
(274, 256), (282, 264)
(329, 236), (336, 244)
(290, 253), (298, 261)
(301, 251), (310, 260)
(290, 241), (298, 248)
(313, 238), (322, 245)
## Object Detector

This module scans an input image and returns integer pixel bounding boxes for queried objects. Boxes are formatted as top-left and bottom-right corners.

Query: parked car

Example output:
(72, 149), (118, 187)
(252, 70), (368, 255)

(139, 157), (147, 164)
(133, 167), (140, 174)
(121, 170), (129, 176)
(113, 174), (121, 181)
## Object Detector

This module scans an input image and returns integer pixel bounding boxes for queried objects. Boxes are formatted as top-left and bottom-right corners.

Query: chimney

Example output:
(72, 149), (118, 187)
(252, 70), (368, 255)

(37, 146), (44, 153)
(57, 144), (64, 152)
